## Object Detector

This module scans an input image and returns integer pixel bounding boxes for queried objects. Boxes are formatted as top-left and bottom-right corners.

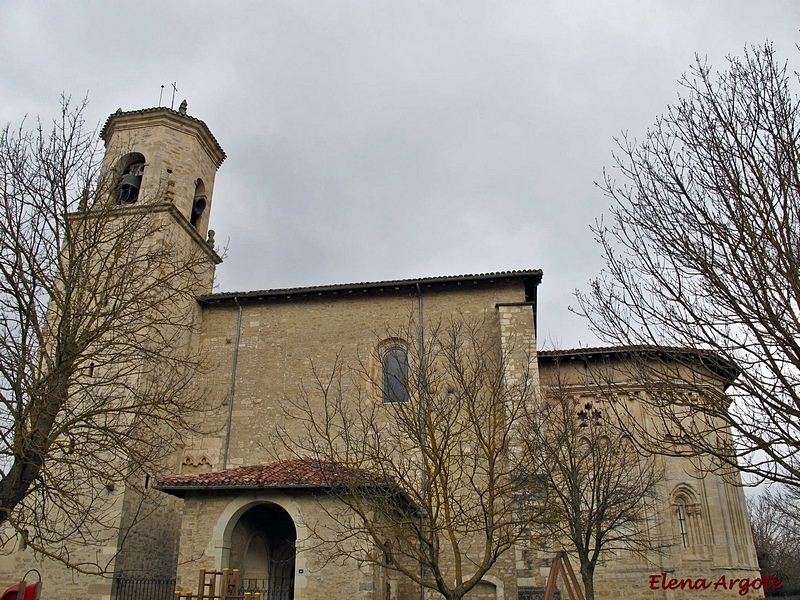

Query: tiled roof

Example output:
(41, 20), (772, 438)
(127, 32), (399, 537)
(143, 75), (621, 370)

(539, 344), (699, 357)
(155, 458), (390, 496)
(199, 269), (542, 304)
(538, 345), (739, 383)
(100, 106), (226, 165)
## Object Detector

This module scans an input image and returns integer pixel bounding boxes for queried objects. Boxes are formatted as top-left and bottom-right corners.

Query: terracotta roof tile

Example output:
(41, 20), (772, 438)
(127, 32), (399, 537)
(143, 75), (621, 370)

(155, 458), (388, 495)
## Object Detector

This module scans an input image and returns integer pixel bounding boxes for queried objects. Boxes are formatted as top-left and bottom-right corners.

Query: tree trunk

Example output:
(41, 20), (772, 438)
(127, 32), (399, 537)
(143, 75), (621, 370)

(580, 560), (595, 600)
(0, 376), (67, 525)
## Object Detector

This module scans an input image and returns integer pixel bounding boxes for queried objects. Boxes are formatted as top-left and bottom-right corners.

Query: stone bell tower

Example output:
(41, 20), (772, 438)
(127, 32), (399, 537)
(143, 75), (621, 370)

(98, 100), (226, 293)
(94, 102), (227, 584)
(0, 104), (227, 599)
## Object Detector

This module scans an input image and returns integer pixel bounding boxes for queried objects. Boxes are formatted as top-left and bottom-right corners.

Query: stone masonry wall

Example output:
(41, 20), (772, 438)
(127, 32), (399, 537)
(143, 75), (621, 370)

(172, 280), (535, 600)
(190, 281), (532, 470)
(532, 358), (764, 599)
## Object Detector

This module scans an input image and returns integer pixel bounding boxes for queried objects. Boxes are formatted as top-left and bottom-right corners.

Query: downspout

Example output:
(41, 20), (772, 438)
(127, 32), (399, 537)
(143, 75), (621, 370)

(222, 296), (243, 470)
(416, 282), (426, 451)
(416, 282), (425, 429)
(416, 282), (426, 600)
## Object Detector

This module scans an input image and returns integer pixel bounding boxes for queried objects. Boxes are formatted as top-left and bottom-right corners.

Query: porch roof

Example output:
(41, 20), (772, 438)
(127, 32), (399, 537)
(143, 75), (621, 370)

(155, 458), (394, 497)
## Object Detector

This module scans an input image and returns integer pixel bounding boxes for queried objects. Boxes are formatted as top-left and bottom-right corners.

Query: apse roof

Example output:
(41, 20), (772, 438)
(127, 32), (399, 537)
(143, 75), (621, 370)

(538, 345), (739, 386)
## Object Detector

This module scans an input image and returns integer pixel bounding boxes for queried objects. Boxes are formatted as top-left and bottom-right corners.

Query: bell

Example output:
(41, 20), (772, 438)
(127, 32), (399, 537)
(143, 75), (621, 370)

(117, 173), (141, 203)
(120, 173), (142, 191)
(192, 197), (206, 216)
(191, 196), (207, 227)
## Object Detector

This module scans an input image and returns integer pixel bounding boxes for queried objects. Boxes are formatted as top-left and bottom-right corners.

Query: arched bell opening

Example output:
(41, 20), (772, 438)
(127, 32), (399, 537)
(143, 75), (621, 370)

(228, 503), (296, 600)
(191, 179), (207, 228)
(115, 152), (146, 204)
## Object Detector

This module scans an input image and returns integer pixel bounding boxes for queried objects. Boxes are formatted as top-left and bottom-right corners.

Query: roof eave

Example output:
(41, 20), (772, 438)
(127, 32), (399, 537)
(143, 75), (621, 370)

(538, 345), (740, 388)
(198, 270), (543, 306)
(155, 480), (405, 500)
(154, 482), (330, 497)
(100, 107), (226, 167)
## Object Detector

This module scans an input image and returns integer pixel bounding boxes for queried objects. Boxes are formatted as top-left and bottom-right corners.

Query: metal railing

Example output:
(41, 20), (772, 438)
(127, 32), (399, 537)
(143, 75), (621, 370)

(113, 575), (176, 600)
(239, 579), (292, 600)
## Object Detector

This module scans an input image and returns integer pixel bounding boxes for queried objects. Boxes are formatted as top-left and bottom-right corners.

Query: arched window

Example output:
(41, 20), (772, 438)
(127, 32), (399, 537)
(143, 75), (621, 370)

(191, 179), (207, 228)
(671, 485), (706, 550)
(115, 153), (146, 204)
(676, 500), (689, 547)
(381, 344), (409, 403)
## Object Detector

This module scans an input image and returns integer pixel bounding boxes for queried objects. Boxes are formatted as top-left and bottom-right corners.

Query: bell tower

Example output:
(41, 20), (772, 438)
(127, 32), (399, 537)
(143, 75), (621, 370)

(98, 101), (226, 292)
(90, 102), (227, 583)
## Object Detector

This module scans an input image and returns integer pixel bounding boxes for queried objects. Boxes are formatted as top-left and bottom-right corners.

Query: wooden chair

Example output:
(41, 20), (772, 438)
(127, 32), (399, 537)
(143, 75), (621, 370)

(174, 568), (261, 600)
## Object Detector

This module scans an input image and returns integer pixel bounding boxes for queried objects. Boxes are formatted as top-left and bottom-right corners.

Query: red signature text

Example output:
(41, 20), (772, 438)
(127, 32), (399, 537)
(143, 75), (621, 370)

(648, 572), (782, 596)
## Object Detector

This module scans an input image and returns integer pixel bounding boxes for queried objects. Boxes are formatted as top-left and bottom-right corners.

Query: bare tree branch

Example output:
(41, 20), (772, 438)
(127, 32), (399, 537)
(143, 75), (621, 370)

(576, 42), (800, 486)
(0, 98), (214, 572)
(748, 489), (800, 594)
(276, 315), (543, 600)
(523, 364), (665, 600)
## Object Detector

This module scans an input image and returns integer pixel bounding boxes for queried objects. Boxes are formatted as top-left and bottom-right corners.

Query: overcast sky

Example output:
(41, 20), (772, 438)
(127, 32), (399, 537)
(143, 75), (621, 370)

(1, 1), (797, 348)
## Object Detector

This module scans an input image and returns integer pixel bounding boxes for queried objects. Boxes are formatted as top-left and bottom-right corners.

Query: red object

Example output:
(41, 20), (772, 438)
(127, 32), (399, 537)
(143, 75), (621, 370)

(0, 580), (42, 600)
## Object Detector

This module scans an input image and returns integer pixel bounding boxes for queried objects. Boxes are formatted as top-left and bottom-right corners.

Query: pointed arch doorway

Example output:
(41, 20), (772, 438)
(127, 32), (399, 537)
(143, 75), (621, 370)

(229, 503), (296, 600)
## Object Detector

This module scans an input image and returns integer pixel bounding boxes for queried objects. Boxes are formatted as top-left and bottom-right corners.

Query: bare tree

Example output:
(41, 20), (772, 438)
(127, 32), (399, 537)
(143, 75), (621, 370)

(523, 368), (664, 600)
(576, 42), (800, 486)
(748, 489), (800, 595)
(279, 316), (542, 600)
(0, 99), (211, 571)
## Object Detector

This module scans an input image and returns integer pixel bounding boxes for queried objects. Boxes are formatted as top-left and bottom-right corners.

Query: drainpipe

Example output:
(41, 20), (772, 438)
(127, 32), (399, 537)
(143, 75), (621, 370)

(416, 282), (426, 454)
(416, 282), (425, 435)
(222, 296), (243, 470)
(416, 283), (426, 600)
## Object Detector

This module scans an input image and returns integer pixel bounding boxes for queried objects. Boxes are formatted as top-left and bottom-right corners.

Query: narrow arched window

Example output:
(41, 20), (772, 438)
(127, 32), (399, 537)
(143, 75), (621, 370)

(671, 486), (706, 550)
(382, 347), (409, 403)
(191, 179), (207, 228)
(676, 502), (689, 547)
(116, 153), (146, 204)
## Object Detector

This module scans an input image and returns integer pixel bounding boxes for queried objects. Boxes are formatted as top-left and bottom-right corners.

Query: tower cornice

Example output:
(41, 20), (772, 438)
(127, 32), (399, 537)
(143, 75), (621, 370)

(101, 107), (226, 168)
(67, 203), (223, 264)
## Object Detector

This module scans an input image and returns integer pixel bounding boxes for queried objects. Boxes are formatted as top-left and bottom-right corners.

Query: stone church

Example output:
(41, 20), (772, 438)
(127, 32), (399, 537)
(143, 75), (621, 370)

(0, 105), (763, 599)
